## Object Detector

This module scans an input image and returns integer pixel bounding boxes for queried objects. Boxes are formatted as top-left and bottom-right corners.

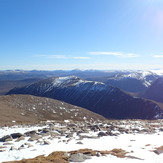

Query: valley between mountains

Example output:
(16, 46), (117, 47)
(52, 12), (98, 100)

(0, 70), (163, 162)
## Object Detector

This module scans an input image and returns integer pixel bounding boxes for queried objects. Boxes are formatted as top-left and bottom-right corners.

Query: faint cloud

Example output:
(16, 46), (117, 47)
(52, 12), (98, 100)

(72, 57), (90, 59)
(47, 55), (68, 59)
(33, 54), (90, 60)
(34, 54), (68, 59)
(153, 54), (163, 58)
(89, 52), (122, 56)
(88, 51), (139, 58)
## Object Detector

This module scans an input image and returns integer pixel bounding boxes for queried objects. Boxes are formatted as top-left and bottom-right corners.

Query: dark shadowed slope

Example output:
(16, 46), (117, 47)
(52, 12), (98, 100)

(142, 78), (163, 103)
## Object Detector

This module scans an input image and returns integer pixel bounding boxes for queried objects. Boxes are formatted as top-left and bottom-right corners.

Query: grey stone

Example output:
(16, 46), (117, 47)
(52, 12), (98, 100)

(98, 132), (108, 137)
(68, 153), (91, 162)
(96, 152), (101, 157)
(25, 130), (37, 136)
(76, 141), (83, 144)
(28, 135), (41, 141)
(0, 135), (12, 142)
(0, 146), (6, 149)
(154, 150), (163, 155)
(3, 142), (13, 145)
(43, 140), (51, 145)
(5, 137), (13, 142)
(15, 136), (25, 142)
(10, 146), (17, 150)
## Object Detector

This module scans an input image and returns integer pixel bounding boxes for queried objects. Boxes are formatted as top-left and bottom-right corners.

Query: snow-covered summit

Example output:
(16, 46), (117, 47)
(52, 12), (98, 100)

(113, 70), (157, 80)
(50, 76), (106, 91)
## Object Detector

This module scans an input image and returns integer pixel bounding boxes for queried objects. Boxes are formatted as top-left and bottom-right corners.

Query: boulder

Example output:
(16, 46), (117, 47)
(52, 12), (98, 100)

(11, 133), (24, 139)
(15, 136), (25, 142)
(25, 130), (37, 136)
(28, 134), (41, 141)
(0, 135), (12, 142)
(98, 132), (108, 137)
(68, 153), (91, 162)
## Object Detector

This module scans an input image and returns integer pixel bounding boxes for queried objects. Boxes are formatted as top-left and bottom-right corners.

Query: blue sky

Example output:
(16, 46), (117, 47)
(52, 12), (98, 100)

(1, 0), (163, 70)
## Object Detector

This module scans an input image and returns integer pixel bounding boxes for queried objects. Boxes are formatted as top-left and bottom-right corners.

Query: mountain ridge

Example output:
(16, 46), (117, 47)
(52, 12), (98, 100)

(7, 76), (163, 120)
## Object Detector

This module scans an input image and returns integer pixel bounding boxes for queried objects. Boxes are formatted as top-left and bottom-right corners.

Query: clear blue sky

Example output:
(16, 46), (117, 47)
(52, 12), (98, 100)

(1, 0), (163, 70)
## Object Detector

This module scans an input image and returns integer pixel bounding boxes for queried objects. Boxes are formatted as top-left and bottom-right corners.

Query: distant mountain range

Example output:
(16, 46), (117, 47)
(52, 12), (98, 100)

(0, 70), (161, 94)
(7, 76), (163, 120)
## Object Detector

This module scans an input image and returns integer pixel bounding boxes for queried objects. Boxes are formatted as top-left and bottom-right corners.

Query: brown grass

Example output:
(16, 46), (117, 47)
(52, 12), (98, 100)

(155, 146), (163, 150)
(4, 152), (69, 163)
(3, 148), (128, 163)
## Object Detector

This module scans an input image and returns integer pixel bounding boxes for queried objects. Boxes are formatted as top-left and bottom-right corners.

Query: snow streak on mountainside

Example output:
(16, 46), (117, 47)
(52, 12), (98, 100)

(7, 76), (163, 120)
(142, 78), (163, 103)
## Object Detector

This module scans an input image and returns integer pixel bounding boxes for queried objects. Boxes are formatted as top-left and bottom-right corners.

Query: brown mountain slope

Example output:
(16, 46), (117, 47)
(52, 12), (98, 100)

(0, 95), (106, 126)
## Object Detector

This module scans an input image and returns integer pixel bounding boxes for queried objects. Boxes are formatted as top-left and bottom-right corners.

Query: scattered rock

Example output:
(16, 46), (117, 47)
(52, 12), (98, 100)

(0, 146), (6, 149)
(154, 150), (163, 155)
(10, 146), (17, 150)
(76, 141), (83, 145)
(3, 142), (13, 145)
(5, 137), (13, 142)
(126, 155), (144, 160)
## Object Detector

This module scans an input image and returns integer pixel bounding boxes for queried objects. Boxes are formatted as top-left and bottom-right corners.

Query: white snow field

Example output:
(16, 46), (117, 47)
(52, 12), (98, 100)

(0, 120), (163, 163)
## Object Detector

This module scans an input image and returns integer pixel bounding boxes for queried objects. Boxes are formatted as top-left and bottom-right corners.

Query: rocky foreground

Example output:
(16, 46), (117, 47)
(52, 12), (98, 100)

(0, 120), (163, 163)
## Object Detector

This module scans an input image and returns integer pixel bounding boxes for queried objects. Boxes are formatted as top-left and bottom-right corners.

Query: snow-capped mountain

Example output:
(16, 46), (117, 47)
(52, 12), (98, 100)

(105, 70), (159, 92)
(141, 78), (163, 103)
(7, 76), (163, 119)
